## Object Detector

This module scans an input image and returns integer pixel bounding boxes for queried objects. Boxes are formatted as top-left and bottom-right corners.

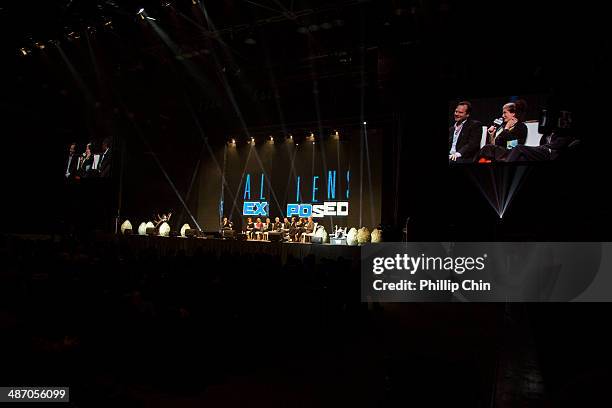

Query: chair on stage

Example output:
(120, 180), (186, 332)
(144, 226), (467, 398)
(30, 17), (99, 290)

(330, 226), (348, 245)
(301, 222), (318, 243)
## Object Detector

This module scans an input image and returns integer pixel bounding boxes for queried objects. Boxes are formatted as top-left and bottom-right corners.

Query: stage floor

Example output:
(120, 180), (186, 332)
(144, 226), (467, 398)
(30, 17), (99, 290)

(120, 235), (361, 266)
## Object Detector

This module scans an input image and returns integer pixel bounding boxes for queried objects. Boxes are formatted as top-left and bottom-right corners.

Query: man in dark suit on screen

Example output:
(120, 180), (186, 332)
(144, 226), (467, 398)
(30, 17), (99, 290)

(449, 101), (483, 163)
(98, 138), (112, 178)
(64, 142), (79, 181)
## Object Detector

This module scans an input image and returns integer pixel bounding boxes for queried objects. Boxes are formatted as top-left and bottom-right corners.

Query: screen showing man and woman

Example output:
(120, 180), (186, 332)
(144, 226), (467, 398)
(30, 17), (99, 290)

(63, 137), (113, 181)
(448, 96), (576, 164)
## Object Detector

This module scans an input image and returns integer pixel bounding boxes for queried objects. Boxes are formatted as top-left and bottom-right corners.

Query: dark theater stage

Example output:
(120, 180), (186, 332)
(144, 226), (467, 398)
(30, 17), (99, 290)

(2, 0), (611, 407)
(120, 234), (361, 266)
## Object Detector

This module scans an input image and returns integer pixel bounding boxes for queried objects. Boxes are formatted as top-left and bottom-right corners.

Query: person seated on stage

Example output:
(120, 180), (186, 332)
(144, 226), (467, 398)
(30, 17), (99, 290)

(273, 217), (282, 231)
(263, 217), (272, 232)
(245, 217), (255, 239)
(254, 218), (264, 239)
(281, 217), (290, 231)
(221, 216), (233, 230)
(299, 216), (315, 242)
(288, 217), (298, 241)
(293, 218), (306, 242)
(478, 100), (528, 162)
(304, 217), (315, 234)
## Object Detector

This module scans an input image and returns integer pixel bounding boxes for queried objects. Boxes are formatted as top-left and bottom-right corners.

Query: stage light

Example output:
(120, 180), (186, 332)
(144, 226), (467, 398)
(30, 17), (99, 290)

(66, 31), (80, 41)
(146, 16), (156, 21)
(312, 141), (315, 145)
(161, 1), (173, 7)
(334, 130), (339, 137)
(18, 47), (31, 57)
(296, 143), (299, 146)
(159, 222), (171, 237)
(231, 138), (236, 144)
(34, 41), (45, 50)
(191, 0), (199, 5)
(269, 135), (274, 142)
(289, 134), (293, 140)
(121, 220), (133, 234)
(103, 18), (113, 27)
(138, 222), (147, 235)
(363, 121), (367, 125)
(137, 8), (145, 20)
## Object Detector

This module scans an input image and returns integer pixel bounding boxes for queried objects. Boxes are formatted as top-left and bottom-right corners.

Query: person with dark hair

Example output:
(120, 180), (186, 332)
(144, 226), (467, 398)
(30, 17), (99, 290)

(478, 100), (528, 162)
(449, 101), (483, 163)
(221, 216), (233, 230)
(505, 110), (575, 162)
(245, 217), (255, 239)
(64, 142), (79, 181)
(98, 137), (112, 178)
(77, 142), (96, 178)
(263, 217), (272, 232)
(273, 217), (282, 231)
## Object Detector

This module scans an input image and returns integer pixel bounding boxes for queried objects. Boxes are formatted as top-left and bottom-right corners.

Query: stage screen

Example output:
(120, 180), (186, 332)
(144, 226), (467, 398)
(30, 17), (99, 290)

(62, 137), (114, 181)
(447, 95), (575, 164)
(198, 128), (382, 232)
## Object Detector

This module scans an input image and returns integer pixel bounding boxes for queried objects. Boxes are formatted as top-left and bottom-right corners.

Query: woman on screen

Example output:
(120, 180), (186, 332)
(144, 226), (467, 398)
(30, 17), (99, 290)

(78, 142), (95, 178)
(478, 100), (528, 162)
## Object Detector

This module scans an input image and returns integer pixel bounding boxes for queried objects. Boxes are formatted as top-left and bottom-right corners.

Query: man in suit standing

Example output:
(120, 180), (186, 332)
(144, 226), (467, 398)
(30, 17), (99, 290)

(64, 142), (79, 181)
(449, 101), (482, 163)
(98, 138), (112, 178)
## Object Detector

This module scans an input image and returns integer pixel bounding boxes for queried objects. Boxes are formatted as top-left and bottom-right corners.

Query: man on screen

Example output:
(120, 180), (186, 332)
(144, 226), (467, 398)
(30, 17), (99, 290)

(98, 138), (112, 178)
(64, 142), (79, 181)
(449, 101), (483, 163)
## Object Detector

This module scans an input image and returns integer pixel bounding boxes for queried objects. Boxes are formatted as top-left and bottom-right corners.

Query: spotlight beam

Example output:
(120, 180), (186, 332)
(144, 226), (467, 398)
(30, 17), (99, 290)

(160, 54), (244, 222)
(249, 143), (285, 218)
(176, 144), (205, 228)
(245, 0), (284, 14)
(55, 43), (95, 107)
(363, 121), (376, 228)
(85, 9), (203, 231)
(124, 110), (202, 231)
(102, 80), (202, 230)
(228, 146), (254, 221)
(282, 144), (299, 206)
(500, 165), (531, 218)
(198, 1), (285, 217)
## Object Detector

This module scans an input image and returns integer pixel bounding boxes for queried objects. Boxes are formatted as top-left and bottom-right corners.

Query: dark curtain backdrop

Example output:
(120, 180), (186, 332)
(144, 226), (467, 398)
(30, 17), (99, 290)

(197, 128), (382, 232)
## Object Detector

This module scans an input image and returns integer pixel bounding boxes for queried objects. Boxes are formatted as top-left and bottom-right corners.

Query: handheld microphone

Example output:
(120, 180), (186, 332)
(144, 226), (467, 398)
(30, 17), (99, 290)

(493, 117), (503, 127)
